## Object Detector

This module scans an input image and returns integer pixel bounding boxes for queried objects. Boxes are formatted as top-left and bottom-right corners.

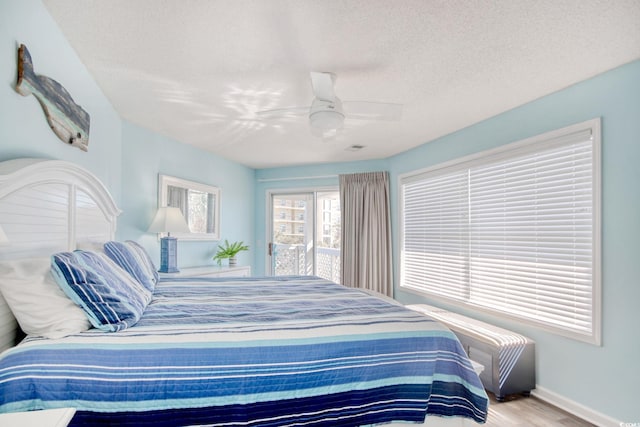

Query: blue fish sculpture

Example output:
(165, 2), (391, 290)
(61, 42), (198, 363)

(16, 44), (90, 151)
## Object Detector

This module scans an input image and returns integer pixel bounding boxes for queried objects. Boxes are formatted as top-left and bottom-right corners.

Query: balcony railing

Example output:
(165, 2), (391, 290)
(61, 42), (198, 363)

(273, 244), (340, 283)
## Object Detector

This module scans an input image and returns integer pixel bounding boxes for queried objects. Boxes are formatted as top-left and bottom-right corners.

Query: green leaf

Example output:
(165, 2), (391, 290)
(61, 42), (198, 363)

(212, 239), (249, 265)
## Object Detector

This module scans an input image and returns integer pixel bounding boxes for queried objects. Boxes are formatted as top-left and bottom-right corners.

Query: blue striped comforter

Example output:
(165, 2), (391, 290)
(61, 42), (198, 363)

(0, 276), (488, 426)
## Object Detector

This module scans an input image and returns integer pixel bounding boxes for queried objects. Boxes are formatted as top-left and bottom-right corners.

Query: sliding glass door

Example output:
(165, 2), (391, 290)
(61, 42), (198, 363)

(268, 190), (341, 282)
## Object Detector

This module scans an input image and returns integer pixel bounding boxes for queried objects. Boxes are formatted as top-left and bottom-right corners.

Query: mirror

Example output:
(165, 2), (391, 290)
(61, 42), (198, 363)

(158, 174), (220, 240)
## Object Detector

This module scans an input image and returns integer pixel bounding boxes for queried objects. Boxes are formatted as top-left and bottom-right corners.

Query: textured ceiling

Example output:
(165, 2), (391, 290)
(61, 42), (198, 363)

(42, 0), (640, 169)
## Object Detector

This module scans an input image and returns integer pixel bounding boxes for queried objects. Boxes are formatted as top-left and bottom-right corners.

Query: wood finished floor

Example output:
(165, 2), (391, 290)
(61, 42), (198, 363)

(484, 393), (595, 426)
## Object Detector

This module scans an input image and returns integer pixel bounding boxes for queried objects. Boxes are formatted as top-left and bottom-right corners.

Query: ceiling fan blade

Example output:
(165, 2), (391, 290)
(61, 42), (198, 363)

(310, 71), (337, 102)
(343, 101), (403, 121)
(255, 106), (310, 118)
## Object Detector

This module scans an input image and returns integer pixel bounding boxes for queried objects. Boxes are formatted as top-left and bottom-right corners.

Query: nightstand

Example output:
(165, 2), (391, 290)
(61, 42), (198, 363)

(0, 407), (76, 427)
(159, 265), (251, 279)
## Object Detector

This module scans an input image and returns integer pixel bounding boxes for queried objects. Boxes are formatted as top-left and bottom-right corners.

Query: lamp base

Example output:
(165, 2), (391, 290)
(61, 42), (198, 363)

(158, 236), (179, 273)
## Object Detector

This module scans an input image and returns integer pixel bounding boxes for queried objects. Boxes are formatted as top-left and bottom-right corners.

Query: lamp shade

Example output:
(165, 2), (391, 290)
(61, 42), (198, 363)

(148, 207), (190, 235)
(0, 225), (8, 245)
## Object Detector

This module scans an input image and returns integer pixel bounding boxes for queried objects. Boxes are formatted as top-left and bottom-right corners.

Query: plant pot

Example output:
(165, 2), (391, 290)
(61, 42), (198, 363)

(228, 257), (237, 267)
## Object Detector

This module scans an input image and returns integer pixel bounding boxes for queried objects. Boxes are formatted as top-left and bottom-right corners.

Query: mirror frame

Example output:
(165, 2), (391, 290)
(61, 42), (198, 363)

(158, 174), (221, 241)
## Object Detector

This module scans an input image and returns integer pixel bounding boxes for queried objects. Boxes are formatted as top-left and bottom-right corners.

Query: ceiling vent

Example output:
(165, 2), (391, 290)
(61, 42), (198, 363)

(346, 144), (365, 151)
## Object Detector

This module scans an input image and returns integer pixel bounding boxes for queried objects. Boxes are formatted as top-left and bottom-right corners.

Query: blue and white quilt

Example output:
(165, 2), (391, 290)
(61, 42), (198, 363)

(0, 276), (488, 426)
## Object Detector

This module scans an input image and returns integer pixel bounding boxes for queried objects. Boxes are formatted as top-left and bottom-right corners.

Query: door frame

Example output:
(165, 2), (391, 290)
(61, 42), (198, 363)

(265, 186), (338, 276)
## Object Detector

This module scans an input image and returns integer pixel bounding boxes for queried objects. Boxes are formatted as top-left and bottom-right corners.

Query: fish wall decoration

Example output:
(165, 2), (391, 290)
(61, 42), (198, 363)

(16, 44), (90, 151)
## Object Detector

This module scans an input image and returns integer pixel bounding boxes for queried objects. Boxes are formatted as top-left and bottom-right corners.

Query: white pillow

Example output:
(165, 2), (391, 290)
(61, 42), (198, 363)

(0, 258), (91, 338)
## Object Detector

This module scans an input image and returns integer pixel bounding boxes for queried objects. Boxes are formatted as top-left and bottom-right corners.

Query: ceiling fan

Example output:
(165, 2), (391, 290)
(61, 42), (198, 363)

(256, 72), (403, 138)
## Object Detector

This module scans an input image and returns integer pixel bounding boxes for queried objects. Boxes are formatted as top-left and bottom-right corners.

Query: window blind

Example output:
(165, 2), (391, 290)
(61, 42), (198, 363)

(402, 170), (469, 301)
(400, 120), (600, 343)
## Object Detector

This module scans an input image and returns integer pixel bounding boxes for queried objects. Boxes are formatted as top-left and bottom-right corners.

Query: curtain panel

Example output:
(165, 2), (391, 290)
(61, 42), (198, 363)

(339, 171), (393, 296)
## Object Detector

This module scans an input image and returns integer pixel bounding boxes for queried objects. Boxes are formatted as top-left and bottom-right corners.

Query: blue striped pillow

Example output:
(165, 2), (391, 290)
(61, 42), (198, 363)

(104, 241), (158, 291)
(51, 250), (152, 332)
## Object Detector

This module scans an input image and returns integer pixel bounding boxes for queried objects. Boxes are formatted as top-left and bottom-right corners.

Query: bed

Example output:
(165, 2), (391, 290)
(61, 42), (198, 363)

(0, 158), (488, 426)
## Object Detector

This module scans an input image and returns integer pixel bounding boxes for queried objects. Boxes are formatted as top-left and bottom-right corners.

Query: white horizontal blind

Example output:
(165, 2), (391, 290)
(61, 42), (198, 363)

(402, 170), (469, 300)
(468, 132), (594, 334)
(400, 121), (599, 342)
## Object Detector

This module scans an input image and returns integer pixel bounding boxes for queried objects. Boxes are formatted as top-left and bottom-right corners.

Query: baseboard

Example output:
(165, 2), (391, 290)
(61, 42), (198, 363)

(531, 386), (621, 427)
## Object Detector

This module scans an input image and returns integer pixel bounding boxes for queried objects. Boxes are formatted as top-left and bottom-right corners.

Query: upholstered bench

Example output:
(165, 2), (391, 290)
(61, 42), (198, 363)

(407, 304), (535, 401)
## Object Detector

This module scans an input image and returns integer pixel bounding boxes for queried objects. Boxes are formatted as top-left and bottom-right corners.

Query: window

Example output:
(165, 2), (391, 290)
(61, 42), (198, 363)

(400, 119), (601, 344)
(269, 190), (341, 283)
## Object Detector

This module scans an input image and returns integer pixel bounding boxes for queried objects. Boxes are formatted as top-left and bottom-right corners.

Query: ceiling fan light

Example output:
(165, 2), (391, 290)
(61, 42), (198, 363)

(309, 110), (344, 130)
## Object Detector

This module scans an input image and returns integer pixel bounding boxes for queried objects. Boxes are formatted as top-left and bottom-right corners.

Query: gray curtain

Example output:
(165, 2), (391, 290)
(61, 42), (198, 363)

(339, 171), (393, 296)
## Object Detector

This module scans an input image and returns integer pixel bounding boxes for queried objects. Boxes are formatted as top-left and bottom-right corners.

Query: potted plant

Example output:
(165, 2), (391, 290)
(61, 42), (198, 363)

(213, 240), (249, 267)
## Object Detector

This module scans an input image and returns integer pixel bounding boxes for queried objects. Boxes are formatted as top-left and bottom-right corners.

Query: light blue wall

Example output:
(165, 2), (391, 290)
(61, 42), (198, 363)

(254, 160), (388, 275)
(388, 60), (640, 421)
(0, 0), (122, 200)
(119, 121), (255, 269)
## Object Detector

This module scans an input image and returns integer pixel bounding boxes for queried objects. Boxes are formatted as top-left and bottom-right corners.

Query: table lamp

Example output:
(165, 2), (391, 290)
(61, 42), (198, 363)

(147, 207), (190, 273)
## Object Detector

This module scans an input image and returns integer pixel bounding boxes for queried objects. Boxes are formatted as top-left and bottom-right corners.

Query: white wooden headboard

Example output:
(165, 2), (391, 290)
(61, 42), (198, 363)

(0, 158), (121, 350)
